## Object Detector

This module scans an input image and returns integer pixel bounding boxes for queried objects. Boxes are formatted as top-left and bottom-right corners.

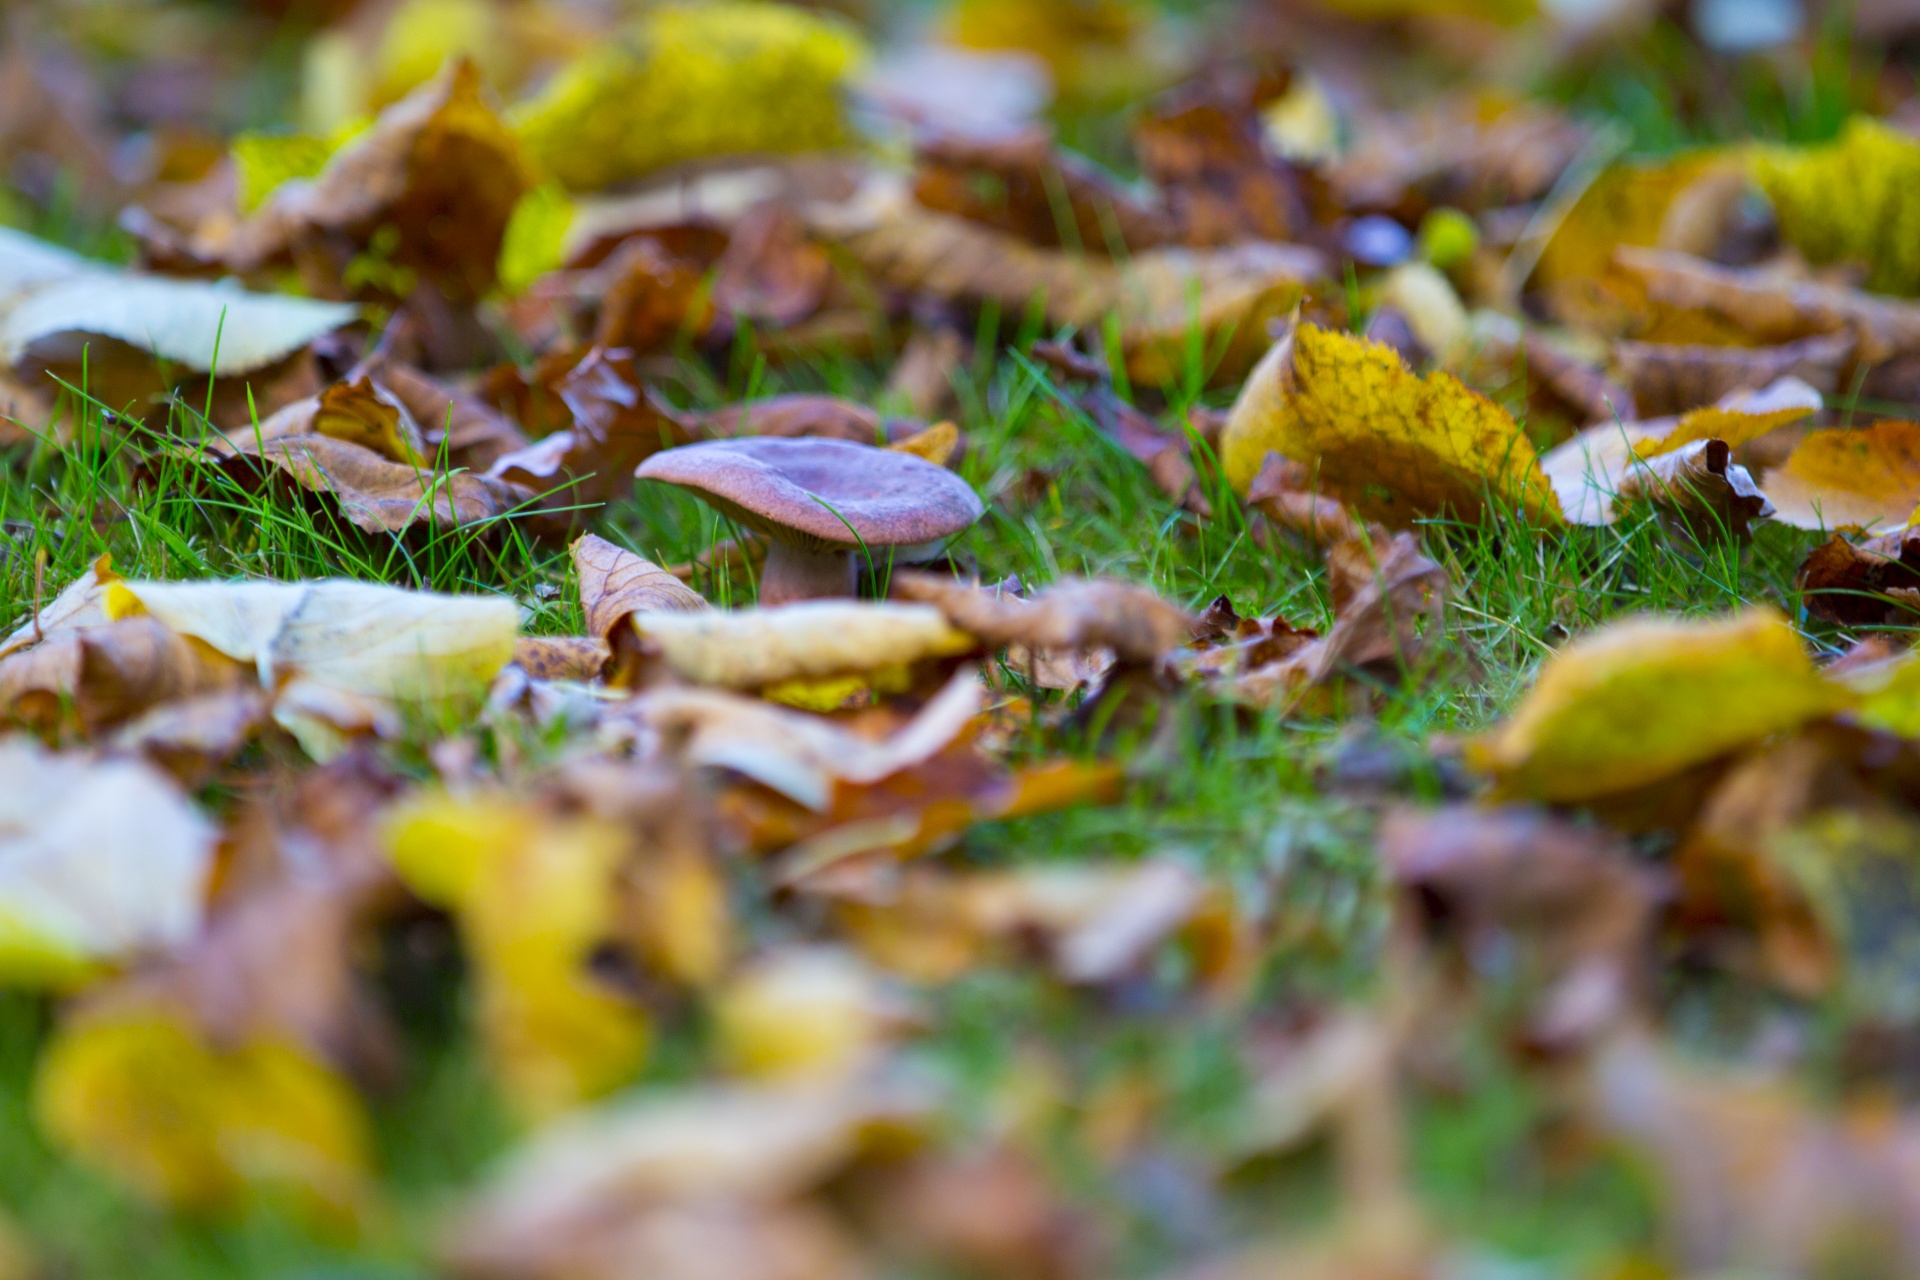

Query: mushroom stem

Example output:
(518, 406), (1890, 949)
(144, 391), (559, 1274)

(759, 541), (858, 605)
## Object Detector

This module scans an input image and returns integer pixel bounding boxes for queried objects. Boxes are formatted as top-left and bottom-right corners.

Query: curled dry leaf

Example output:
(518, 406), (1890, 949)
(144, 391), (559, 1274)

(891, 573), (1192, 666)
(0, 615), (248, 737)
(0, 739), (214, 988)
(1219, 323), (1563, 527)
(354, 354), (531, 470)
(1181, 533), (1449, 712)
(110, 578), (519, 759)
(486, 347), (694, 511)
(1134, 81), (1311, 247)
(508, 637), (611, 683)
(1764, 418), (1920, 531)
(629, 601), (975, 691)
(1613, 439), (1774, 540)
(226, 60), (532, 302)
(615, 668), (985, 811)
(809, 177), (1322, 385)
(384, 792), (650, 1117)
(1245, 453), (1363, 545)
(573, 533), (707, 646)
(1470, 609), (1851, 804)
(1383, 805), (1656, 1052)
(1540, 377), (1817, 526)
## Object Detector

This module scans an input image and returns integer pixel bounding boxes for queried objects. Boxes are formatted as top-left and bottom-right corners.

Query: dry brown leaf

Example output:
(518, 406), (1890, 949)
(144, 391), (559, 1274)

(1612, 331), (1853, 418)
(1135, 81), (1311, 247)
(710, 205), (833, 331)
(891, 573), (1192, 666)
(573, 534), (707, 646)
(1591, 1035), (1920, 1276)
(1331, 96), (1588, 217)
(1613, 439), (1774, 540)
(355, 355), (531, 470)
(1795, 529), (1920, 626)
(1764, 419), (1920, 531)
(681, 395), (887, 445)
(509, 637), (610, 684)
(809, 177), (1322, 385)
(0, 552), (118, 658)
(1182, 533), (1449, 711)
(1383, 805), (1656, 1052)
(254, 434), (534, 535)
(0, 615), (248, 737)
(225, 60), (531, 302)
(1615, 246), (1920, 365)
(912, 126), (1173, 255)
(1244, 453), (1364, 545)
(486, 348), (693, 511)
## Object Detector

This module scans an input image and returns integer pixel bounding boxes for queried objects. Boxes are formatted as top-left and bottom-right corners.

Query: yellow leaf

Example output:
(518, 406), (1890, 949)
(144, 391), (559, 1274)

(1761, 419), (1920, 531)
(35, 1011), (372, 1230)
(631, 601), (975, 690)
(713, 948), (892, 1081)
(384, 793), (646, 1117)
(230, 119), (367, 215)
(496, 180), (575, 298)
(1470, 609), (1850, 803)
(372, 0), (510, 108)
(1220, 323), (1563, 526)
(1753, 117), (1920, 297)
(511, 3), (866, 192)
(1634, 376), (1821, 458)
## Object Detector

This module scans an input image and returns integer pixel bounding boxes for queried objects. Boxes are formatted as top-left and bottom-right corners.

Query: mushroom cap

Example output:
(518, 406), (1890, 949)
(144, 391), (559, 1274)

(636, 437), (983, 550)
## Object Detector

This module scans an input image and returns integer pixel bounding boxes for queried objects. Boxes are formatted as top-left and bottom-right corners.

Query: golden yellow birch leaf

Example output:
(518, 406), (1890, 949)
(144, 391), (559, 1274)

(511, 3), (866, 192)
(383, 793), (647, 1117)
(1219, 323), (1563, 527)
(34, 1010), (372, 1230)
(0, 741), (215, 989)
(1470, 609), (1850, 803)
(631, 601), (975, 690)
(107, 579), (519, 758)
(1761, 419), (1920, 531)
(1752, 117), (1920, 297)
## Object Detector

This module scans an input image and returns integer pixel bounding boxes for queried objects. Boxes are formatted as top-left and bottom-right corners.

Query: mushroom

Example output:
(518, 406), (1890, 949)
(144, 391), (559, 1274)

(635, 437), (984, 605)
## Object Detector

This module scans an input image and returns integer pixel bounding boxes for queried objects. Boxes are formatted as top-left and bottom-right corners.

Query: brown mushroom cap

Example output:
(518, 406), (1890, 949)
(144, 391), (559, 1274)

(635, 436), (983, 552)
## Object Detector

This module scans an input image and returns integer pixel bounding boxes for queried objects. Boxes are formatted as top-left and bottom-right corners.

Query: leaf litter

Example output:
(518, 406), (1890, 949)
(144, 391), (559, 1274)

(8, 1), (1920, 1278)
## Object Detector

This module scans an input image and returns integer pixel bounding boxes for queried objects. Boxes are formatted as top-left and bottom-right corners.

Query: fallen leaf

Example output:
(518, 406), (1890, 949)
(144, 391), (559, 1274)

(1795, 529), (1920, 626)
(108, 578), (520, 758)
(441, 1073), (931, 1279)
(0, 615), (249, 736)
(1613, 439), (1775, 540)
(573, 534), (707, 647)
(354, 354), (531, 470)
(1764, 419), (1920, 531)
(226, 60), (532, 302)
(0, 225), (354, 384)
(384, 792), (649, 1116)
(911, 126), (1173, 255)
(1470, 608), (1851, 803)
(0, 552), (118, 658)
(1331, 95), (1587, 217)
(1134, 80), (1311, 246)
(628, 601), (975, 691)
(0, 739), (214, 988)
(1383, 805), (1656, 1051)
(511, 3), (866, 192)
(1219, 323), (1563, 527)
(1612, 332), (1853, 418)
(713, 947), (898, 1081)
(34, 1009), (373, 1229)
(1244, 453), (1364, 545)
(891, 573), (1192, 666)
(614, 669), (985, 810)
(1615, 245), (1920, 366)
(809, 176), (1322, 385)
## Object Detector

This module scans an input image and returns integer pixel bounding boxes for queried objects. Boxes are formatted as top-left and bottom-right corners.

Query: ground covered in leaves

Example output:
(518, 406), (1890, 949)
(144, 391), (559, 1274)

(4, 0), (1920, 1277)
